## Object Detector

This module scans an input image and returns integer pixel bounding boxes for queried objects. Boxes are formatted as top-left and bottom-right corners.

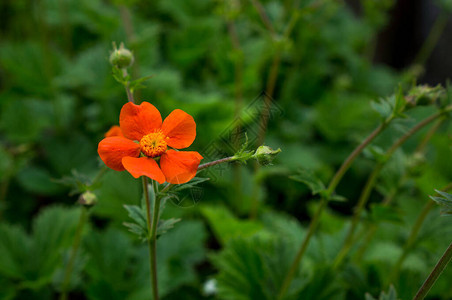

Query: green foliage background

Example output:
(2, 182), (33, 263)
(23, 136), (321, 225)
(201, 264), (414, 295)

(0, 0), (451, 299)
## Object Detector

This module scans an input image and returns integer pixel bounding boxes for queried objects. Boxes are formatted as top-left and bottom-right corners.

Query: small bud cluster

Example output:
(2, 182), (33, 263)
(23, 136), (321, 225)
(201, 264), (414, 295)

(253, 145), (282, 166)
(405, 85), (445, 108)
(78, 191), (98, 206)
(109, 42), (134, 69)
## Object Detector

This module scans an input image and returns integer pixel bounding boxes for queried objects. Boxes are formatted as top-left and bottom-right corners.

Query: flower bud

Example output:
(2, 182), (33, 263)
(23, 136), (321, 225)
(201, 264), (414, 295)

(78, 191), (98, 206)
(406, 152), (426, 177)
(406, 85), (445, 108)
(109, 42), (134, 69)
(253, 145), (281, 166)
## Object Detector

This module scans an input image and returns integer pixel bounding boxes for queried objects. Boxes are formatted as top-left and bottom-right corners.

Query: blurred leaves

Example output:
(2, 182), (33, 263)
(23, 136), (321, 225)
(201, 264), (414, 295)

(200, 205), (262, 246)
(290, 169), (326, 196)
(0, 206), (80, 290)
(430, 190), (452, 216)
(1, 0), (452, 299)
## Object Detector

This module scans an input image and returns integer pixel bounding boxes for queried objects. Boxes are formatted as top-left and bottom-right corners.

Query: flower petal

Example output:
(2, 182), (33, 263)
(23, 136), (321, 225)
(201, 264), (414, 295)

(105, 125), (124, 137)
(122, 157), (166, 184)
(120, 102), (162, 141)
(160, 150), (203, 184)
(98, 137), (141, 171)
(161, 109), (196, 149)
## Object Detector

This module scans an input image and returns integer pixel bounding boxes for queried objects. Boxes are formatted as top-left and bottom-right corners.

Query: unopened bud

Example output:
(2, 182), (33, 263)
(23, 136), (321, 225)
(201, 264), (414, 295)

(109, 42), (134, 69)
(406, 85), (445, 108)
(253, 145), (281, 166)
(406, 152), (426, 177)
(78, 191), (97, 206)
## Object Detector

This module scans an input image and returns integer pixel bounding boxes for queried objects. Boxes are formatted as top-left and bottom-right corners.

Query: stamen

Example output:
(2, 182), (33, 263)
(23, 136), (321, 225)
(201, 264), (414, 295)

(139, 131), (167, 157)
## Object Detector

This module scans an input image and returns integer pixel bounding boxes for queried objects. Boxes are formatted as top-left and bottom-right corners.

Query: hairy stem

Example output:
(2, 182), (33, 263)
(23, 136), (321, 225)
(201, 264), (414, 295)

(413, 242), (452, 300)
(198, 156), (236, 171)
(143, 177), (159, 300)
(122, 69), (134, 103)
(389, 183), (452, 285)
(333, 105), (452, 269)
(277, 198), (327, 299)
(59, 207), (88, 300)
(327, 121), (389, 196)
(277, 118), (393, 300)
(354, 119), (444, 262)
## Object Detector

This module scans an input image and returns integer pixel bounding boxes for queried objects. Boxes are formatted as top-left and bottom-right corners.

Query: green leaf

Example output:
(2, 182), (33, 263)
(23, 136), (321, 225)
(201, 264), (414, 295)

(430, 190), (452, 216)
(371, 97), (393, 119)
(30, 206), (82, 284)
(0, 224), (31, 279)
(370, 204), (404, 224)
(123, 204), (149, 241)
(84, 228), (138, 300)
(0, 206), (81, 289)
(365, 285), (399, 300)
(111, 66), (128, 85)
(93, 171), (141, 223)
(392, 86), (407, 117)
(168, 177), (210, 193)
(129, 75), (154, 92)
(16, 166), (65, 196)
(123, 205), (147, 230)
(156, 220), (207, 296)
(200, 205), (262, 246)
(290, 169), (326, 195)
(157, 218), (181, 236)
(52, 249), (87, 292)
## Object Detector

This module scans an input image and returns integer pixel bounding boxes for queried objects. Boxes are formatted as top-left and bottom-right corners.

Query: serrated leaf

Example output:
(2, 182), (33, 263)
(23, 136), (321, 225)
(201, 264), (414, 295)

(157, 218), (181, 236)
(123, 222), (147, 239)
(0, 224), (31, 279)
(200, 205), (262, 245)
(123, 205), (149, 240)
(31, 206), (82, 283)
(129, 75), (154, 92)
(169, 177), (210, 193)
(290, 169), (326, 195)
(111, 66), (127, 85)
(52, 249), (87, 292)
(123, 205), (147, 229)
(371, 97), (393, 119)
(366, 285), (399, 300)
(393, 87), (407, 117)
(430, 190), (452, 216)
(0, 206), (81, 289)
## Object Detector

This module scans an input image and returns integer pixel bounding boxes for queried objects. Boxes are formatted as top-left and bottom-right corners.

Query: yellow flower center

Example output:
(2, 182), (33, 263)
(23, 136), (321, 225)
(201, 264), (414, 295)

(139, 131), (167, 158)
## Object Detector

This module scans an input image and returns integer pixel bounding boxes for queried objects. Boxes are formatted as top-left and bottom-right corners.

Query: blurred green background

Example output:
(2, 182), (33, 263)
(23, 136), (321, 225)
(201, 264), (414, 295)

(1, 0), (452, 299)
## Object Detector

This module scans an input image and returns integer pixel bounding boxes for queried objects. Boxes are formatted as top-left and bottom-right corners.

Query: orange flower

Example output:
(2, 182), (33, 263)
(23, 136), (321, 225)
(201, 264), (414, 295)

(98, 102), (203, 184)
(104, 125), (124, 137)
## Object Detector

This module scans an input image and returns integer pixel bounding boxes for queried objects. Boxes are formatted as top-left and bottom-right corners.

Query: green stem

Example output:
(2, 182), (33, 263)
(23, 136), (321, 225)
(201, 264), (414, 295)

(143, 177), (160, 300)
(122, 69), (134, 103)
(59, 207), (88, 300)
(198, 156), (236, 171)
(413, 242), (452, 300)
(333, 105), (452, 269)
(277, 119), (393, 300)
(277, 198), (327, 300)
(326, 121), (389, 196)
(389, 183), (452, 285)
(354, 119), (444, 262)
(389, 200), (434, 285)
